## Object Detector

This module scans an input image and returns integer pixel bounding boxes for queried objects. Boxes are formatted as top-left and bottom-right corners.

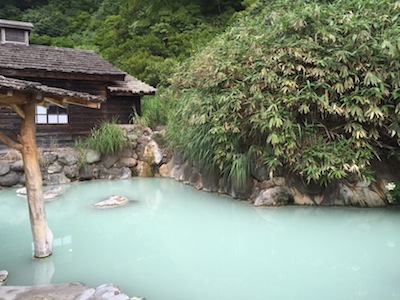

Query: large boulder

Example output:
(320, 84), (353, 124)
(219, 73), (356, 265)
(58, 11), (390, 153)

(0, 161), (10, 176)
(173, 162), (192, 183)
(47, 162), (63, 174)
(159, 159), (174, 177)
(64, 165), (80, 179)
(143, 141), (163, 166)
(10, 160), (24, 172)
(117, 157), (137, 168)
(41, 152), (58, 165)
(254, 186), (292, 206)
(102, 155), (119, 169)
(0, 270), (8, 286)
(85, 149), (102, 164)
(79, 165), (95, 180)
(44, 173), (70, 185)
(0, 171), (20, 187)
(0, 283), (139, 300)
(201, 169), (220, 193)
(321, 181), (386, 207)
(93, 195), (129, 209)
(99, 167), (132, 180)
(251, 163), (270, 182)
(58, 150), (79, 166)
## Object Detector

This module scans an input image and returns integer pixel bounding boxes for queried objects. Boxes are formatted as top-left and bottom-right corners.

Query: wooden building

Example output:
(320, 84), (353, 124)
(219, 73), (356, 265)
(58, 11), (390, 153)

(0, 19), (156, 147)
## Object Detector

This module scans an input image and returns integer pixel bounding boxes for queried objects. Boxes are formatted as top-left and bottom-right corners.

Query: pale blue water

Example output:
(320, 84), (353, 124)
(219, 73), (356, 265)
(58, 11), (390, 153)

(0, 178), (399, 300)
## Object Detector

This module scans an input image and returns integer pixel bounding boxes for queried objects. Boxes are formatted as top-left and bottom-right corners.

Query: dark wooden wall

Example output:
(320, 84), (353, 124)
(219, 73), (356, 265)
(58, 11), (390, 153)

(0, 78), (141, 149)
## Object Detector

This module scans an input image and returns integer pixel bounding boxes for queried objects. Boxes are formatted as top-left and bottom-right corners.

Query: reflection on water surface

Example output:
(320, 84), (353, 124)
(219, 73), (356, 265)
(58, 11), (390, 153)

(0, 178), (399, 300)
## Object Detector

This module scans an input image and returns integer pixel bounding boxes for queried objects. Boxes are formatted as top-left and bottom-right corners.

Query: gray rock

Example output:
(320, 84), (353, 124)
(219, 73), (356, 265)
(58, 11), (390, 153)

(64, 165), (79, 178)
(116, 167), (132, 179)
(103, 155), (119, 169)
(58, 150), (79, 166)
(76, 288), (96, 300)
(19, 173), (26, 185)
(189, 170), (203, 190)
(175, 163), (192, 183)
(118, 157), (137, 168)
(93, 283), (129, 300)
(47, 162), (63, 174)
(85, 149), (102, 164)
(44, 173), (71, 185)
(99, 167), (119, 179)
(79, 165), (94, 180)
(172, 164), (188, 182)
(0, 161), (10, 176)
(0, 171), (20, 187)
(10, 160), (24, 172)
(121, 147), (134, 158)
(0, 270), (8, 285)
(42, 152), (58, 165)
(321, 182), (386, 207)
(0, 283), (136, 300)
(251, 163), (270, 182)
(127, 133), (138, 145)
(229, 178), (255, 199)
(172, 150), (185, 165)
(0, 283), (88, 300)
(254, 186), (292, 206)
(201, 169), (220, 193)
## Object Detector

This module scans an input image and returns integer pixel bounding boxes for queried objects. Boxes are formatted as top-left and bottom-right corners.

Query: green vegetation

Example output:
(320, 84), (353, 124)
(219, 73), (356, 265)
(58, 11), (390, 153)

(1, 0), (244, 87)
(80, 119), (126, 155)
(385, 181), (400, 204)
(135, 88), (172, 128)
(5, 0), (400, 188)
(167, 0), (400, 187)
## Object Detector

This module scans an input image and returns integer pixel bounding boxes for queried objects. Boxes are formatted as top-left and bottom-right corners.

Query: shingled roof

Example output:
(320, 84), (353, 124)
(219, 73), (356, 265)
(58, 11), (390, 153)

(108, 75), (156, 96)
(0, 43), (125, 79)
(0, 75), (104, 105)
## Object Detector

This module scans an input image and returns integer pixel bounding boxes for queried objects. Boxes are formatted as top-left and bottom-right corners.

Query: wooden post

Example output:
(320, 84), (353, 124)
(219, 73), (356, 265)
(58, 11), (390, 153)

(20, 100), (53, 258)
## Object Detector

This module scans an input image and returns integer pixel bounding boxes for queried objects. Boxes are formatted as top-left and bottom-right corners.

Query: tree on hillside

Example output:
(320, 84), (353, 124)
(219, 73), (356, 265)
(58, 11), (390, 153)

(15, 0), (244, 86)
(167, 0), (400, 187)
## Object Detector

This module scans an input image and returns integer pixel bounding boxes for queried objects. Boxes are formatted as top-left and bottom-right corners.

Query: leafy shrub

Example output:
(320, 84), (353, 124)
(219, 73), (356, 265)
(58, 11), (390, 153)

(85, 119), (126, 155)
(134, 87), (175, 128)
(167, 0), (400, 186)
(385, 182), (400, 204)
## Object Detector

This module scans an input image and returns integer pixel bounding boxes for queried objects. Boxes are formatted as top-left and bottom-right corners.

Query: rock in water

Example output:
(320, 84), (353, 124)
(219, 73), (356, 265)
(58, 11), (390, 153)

(17, 186), (64, 201)
(16, 187), (27, 195)
(44, 186), (64, 201)
(93, 195), (128, 208)
(0, 270), (8, 285)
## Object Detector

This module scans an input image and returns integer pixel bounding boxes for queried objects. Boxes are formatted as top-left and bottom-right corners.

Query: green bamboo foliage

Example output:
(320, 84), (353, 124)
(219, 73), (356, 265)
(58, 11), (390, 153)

(167, 0), (400, 186)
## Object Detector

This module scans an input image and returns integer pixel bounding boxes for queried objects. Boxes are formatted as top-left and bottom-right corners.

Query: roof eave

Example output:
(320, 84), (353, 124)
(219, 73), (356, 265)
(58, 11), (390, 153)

(0, 68), (126, 82)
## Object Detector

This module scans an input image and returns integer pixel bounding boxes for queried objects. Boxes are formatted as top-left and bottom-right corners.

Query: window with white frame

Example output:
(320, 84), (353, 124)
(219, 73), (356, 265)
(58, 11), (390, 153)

(35, 105), (68, 124)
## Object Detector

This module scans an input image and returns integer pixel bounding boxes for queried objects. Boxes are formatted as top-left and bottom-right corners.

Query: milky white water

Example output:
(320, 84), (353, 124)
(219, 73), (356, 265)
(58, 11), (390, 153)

(0, 178), (399, 300)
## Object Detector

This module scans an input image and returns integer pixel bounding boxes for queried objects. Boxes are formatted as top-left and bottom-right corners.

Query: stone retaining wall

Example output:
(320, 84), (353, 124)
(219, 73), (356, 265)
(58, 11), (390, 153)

(0, 125), (168, 188)
(0, 124), (398, 207)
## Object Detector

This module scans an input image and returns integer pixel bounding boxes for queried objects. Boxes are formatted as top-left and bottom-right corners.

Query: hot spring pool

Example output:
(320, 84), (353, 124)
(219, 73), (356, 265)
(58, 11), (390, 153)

(0, 178), (399, 299)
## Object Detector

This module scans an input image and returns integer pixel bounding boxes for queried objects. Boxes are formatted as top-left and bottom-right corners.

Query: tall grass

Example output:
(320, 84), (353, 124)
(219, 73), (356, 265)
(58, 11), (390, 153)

(133, 89), (171, 128)
(85, 119), (126, 155)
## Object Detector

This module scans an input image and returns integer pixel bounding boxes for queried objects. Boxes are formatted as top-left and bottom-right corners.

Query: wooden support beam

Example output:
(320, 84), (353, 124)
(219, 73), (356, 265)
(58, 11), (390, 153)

(9, 103), (25, 119)
(42, 97), (65, 108)
(0, 130), (22, 150)
(20, 100), (53, 258)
